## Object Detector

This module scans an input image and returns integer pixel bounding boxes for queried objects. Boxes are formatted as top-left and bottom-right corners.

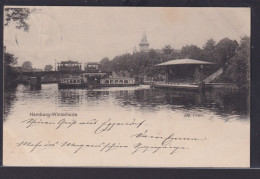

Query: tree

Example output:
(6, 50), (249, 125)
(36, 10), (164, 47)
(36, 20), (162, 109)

(215, 38), (238, 67)
(180, 45), (202, 60)
(4, 47), (17, 68)
(170, 49), (181, 60)
(99, 57), (110, 71)
(4, 7), (35, 88)
(100, 57), (110, 64)
(4, 8), (35, 32)
(225, 36), (250, 89)
(202, 39), (218, 63)
(162, 45), (173, 56)
(4, 47), (18, 88)
(44, 65), (53, 71)
(161, 45), (173, 62)
(21, 61), (33, 72)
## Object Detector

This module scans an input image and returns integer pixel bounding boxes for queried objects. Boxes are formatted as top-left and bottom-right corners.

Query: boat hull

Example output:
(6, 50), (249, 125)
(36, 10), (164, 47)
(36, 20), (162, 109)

(58, 83), (88, 89)
(58, 83), (139, 89)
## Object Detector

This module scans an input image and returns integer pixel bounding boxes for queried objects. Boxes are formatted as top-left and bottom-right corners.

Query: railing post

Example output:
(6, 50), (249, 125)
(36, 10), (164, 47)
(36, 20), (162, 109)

(198, 82), (205, 92)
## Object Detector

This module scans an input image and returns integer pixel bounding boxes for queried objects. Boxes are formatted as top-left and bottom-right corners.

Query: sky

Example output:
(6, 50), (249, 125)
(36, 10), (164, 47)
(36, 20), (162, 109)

(4, 7), (250, 69)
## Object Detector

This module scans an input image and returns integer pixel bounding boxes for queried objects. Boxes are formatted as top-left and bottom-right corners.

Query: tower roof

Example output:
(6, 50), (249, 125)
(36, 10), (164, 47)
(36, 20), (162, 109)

(139, 33), (149, 45)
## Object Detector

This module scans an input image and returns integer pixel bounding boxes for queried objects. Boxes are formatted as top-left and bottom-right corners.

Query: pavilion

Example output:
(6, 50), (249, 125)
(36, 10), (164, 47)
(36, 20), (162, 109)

(155, 59), (215, 84)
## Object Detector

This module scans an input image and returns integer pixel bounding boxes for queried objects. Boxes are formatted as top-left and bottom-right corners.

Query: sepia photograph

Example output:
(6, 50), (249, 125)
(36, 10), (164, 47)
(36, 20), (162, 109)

(3, 6), (250, 167)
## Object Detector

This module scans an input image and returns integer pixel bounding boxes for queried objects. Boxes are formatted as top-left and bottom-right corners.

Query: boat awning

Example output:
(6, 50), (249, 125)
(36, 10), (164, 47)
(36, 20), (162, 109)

(155, 59), (214, 66)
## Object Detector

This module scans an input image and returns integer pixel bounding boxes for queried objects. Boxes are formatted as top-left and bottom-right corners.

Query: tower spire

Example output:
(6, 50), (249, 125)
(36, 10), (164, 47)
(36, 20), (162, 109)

(139, 32), (149, 52)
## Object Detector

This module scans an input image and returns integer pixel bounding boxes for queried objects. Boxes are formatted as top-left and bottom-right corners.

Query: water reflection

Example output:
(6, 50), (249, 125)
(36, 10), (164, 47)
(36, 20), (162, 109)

(4, 84), (249, 122)
(4, 86), (18, 121)
(58, 90), (110, 107)
(106, 88), (249, 119)
(59, 90), (81, 105)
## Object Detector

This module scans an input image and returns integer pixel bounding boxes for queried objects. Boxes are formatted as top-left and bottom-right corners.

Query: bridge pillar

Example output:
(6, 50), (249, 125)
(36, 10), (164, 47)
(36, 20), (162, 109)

(29, 76), (41, 90)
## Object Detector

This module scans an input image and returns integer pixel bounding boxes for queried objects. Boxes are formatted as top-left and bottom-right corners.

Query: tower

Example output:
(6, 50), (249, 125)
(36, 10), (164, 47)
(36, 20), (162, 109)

(139, 33), (149, 52)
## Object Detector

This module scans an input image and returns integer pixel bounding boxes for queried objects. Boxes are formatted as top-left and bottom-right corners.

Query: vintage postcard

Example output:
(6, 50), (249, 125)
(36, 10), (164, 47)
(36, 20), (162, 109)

(3, 6), (250, 167)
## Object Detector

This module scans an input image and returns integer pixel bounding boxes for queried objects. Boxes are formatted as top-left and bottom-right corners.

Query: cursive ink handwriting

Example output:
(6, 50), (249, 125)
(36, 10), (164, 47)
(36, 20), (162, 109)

(94, 118), (146, 134)
(21, 118), (146, 134)
(131, 130), (207, 145)
(132, 142), (188, 155)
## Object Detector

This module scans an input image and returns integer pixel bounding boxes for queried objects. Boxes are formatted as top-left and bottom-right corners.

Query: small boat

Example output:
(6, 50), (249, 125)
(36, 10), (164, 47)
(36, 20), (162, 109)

(58, 73), (139, 89)
(58, 76), (87, 89)
(99, 77), (138, 87)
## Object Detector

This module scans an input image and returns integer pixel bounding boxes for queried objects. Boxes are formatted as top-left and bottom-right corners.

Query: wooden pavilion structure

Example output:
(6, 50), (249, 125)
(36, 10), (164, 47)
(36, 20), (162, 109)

(155, 59), (215, 84)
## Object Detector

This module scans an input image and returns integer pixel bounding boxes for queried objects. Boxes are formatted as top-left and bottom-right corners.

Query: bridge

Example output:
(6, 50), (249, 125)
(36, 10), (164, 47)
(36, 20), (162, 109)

(18, 71), (111, 84)
(19, 71), (82, 84)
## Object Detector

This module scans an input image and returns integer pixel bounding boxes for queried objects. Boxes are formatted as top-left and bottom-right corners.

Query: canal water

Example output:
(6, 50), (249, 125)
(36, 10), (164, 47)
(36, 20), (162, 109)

(4, 84), (249, 122)
(3, 84), (250, 167)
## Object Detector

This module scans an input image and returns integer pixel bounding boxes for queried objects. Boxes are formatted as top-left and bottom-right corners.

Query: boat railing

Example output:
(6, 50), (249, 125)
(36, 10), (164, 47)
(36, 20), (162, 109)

(100, 77), (135, 84)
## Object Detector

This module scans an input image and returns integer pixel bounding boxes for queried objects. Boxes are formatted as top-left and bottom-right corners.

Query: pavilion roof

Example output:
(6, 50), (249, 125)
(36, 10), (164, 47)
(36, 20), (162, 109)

(155, 59), (214, 66)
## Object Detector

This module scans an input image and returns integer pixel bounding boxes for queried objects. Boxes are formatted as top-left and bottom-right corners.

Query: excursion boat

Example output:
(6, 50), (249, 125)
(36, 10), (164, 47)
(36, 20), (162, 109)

(99, 77), (138, 87)
(58, 76), (87, 89)
(58, 73), (139, 89)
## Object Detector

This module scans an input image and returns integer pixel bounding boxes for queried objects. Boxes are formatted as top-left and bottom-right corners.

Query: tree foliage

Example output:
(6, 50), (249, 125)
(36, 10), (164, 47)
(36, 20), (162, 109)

(99, 49), (163, 79)
(225, 36), (250, 89)
(180, 45), (202, 60)
(161, 45), (174, 62)
(4, 8), (35, 88)
(201, 39), (217, 62)
(100, 57), (110, 71)
(4, 47), (17, 67)
(44, 65), (53, 71)
(162, 45), (173, 57)
(215, 38), (238, 67)
(4, 47), (18, 88)
(4, 8), (34, 32)
(99, 36), (250, 87)
(21, 61), (33, 72)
